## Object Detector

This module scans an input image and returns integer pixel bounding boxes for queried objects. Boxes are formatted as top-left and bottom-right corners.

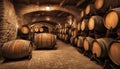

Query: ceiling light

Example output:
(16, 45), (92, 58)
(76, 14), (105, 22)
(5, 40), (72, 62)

(46, 6), (50, 11)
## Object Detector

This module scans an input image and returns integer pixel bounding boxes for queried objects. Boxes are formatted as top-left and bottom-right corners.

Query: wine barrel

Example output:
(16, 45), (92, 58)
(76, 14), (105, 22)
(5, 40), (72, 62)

(21, 26), (29, 34)
(74, 37), (78, 46)
(77, 23), (81, 31)
(80, 10), (85, 19)
(92, 38), (114, 58)
(34, 33), (56, 48)
(88, 16), (106, 33)
(85, 4), (96, 16)
(83, 37), (94, 51)
(105, 8), (120, 30)
(39, 28), (44, 32)
(1, 40), (32, 59)
(70, 36), (75, 45)
(64, 35), (69, 42)
(81, 19), (89, 32)
(34, 26), (39, 32)
(94, 0), (120, 13)
(94, 0), (110, 13)
(108, 40), (120, 66)
(77, 36), (85, 48)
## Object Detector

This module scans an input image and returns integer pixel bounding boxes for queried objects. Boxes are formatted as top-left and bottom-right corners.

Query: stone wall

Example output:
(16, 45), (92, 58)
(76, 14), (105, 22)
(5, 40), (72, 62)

(0, 0), (18, 60)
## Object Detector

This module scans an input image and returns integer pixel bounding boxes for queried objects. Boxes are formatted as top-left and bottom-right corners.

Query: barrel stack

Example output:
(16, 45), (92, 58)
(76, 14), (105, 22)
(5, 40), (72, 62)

(56, 0), (120, 68)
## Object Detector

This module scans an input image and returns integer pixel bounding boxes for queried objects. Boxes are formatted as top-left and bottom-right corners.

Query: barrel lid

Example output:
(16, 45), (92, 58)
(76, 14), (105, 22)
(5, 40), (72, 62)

(95, 0), (104, 9)
(88, 17), (95, 30)
(81, 20), (85, 31)
(85, 5), (90, 15)
(105, 11), (118, 30)
(84, 39), (89, 51)
(92, 41), (102, 57)
(109, 42), (120, 65)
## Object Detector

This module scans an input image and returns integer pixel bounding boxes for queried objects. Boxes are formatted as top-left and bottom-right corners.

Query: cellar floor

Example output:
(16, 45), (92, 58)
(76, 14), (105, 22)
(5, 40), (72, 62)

(0, 40), (102, 69)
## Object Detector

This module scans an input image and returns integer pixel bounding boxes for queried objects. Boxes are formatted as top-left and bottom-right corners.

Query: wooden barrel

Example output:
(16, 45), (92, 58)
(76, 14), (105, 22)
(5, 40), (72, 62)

(39, 28), (44, 32)
(83, 37), (94, 51)
(70, 36), (75, 45)
(105, 8), (120, 30)
(77, 36), (85, 48)
(94, 0), (120, 13)
(74, 37), (78, 46)
(88, 16), (106, 33)
(92, 38), (114, 58)
(108, 40), (120, 66)
(21, 26), (29, 34)
(34, 26), (39, 32)
(34, 33), (56, 48)
(77, 23), (81, 31)
(81, 19), (89, 32)
(94, 0), (110, 13)
(85, 4), (96, 16)
(1, 40), (32, 59)
(64, 35), (69, 42)
(80, 10), (84, 18)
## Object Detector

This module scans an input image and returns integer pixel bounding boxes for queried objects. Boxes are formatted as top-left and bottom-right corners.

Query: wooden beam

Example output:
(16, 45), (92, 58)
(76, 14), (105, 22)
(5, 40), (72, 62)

(76, 0), (85, 7)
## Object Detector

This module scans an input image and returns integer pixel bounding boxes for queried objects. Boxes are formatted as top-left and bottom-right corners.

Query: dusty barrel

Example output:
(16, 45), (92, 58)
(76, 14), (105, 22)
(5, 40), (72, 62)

(21, 26), (29, 34)
(83, 37), (94, 51)
(88, 16), (106, 33)
(64, 35), (69, 42)
(105, 8), (120, 30)
(34, 33), (56, 48)
(85, 4), (96, 16)
(92, 38), (114, 58)
(1, 40), (32, 59)
(108, 40), (120, 66)
(77, 36), (85, 48)
(81, 19), (89, 32)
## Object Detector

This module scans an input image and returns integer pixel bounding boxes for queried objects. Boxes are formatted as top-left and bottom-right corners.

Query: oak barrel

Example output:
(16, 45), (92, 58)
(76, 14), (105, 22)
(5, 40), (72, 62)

(92, 38), (114, 58)
(105, 8), (120, 30)
(88, 16), (106, 33)
(21, 26), (29, 34)
(83, 37), (94, 51)
(77, 23), (81, 31)
(85, 4), (96, 16)
(34, 33), (56, 48)
(2, 40), (32, 59)
(77, 36), (85, 48)
(109, 40), (120, 66)
(81, 19), (89, 32)
(80, 10), (84, 18)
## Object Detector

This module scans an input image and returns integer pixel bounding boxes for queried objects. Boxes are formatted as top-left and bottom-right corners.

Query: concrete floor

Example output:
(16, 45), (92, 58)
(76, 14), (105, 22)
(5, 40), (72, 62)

(0, 40), (102, 69)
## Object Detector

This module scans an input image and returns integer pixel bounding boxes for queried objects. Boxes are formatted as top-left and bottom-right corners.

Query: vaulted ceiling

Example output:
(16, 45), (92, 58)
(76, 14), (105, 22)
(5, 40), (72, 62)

(11, 0), (89, 26)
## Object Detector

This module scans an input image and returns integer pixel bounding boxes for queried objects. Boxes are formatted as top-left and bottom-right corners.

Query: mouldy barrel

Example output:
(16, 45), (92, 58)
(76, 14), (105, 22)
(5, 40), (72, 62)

(92, 38), (114, 58)
(83, 37), (94, 51)
(105, 8), (120, 30)
(21, 26), (29, 34)
(88, 16), (106, 34)
(109, 40), (120, 66)
(81, 19), (89, 32)
(74, 37), (78, 46)
(34, 33), (56, 49)
(1, 40), (32, 59)
(85, 4), (96, 17)
(70, 36), (75, 45)
(77, 36), (84, 48)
